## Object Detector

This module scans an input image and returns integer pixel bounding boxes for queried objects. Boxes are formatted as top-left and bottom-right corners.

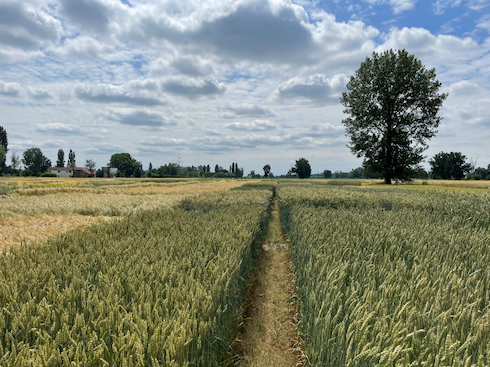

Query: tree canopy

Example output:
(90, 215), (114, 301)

(263, 164), (271, 177)
(292, 158), (311, 179)
(0, 126), (7, 173)
(22, 147), (51, 175)
(341, 49), (447, 184)
(109, 153), (141, 177)
(67, 149), (76, 168)
(56, 149), (65, 167)
(429, 151), (472, 180)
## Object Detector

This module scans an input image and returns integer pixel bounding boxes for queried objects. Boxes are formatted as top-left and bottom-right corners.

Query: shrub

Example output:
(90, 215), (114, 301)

(40, 172), (57, 177)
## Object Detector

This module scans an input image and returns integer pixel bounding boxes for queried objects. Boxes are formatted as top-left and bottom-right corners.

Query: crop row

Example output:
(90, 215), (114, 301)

(280, 184), (490, 366)
(0, 190), (271, 366)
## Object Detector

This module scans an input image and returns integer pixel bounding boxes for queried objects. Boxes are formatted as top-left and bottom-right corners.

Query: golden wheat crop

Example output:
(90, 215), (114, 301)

(0, 189), (271, 365)
(0, 178), (243, 249)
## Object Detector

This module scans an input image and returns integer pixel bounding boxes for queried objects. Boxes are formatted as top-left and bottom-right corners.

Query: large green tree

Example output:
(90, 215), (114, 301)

(22, 147), (52, 175)
(109, 153), (140, 177)
(429, 151), (471, 180)
(341, 49), (447, 184)
(292, 158), (311, 179)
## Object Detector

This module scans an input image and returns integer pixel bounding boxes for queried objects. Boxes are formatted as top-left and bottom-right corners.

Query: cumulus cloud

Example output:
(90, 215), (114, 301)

(224, 120), (278, 131)
(445, 80), (485, 96)
(192, 2), (316, 64)
(36, 123), (83, 135)
(377, 27), (482, 67)
(0, 81), (21, 97)
(74, 83), (165, 106)
(275, 74), (348, 103)
(59, 0), (111, 34)
(171, 56), (214, 76)
(442, 80), (490, 126)
(128, 79), (160, 92)
(28, 87), (53, 100)
(105, 108), (178, 127)
(0, 1), (61, 48)
(0, 47), (43, 62)
(54, 36), (113, 59)
(221, 103), (278, 118)
(161, 77), (226, 97)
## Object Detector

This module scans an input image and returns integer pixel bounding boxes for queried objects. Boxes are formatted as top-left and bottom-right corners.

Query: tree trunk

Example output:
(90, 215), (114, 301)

(384, 176), (392, 184)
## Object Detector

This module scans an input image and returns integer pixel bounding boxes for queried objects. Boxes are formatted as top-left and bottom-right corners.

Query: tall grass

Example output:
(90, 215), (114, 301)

(280, 185), (490, 366)
(0, 190), (271, 365)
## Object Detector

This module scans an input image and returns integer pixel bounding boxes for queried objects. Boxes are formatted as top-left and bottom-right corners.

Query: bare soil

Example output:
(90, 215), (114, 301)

(233, 197), (304, 367)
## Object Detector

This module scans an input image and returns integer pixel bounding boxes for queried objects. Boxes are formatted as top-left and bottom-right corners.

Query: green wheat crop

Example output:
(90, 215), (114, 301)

(280, 184), (490, 366)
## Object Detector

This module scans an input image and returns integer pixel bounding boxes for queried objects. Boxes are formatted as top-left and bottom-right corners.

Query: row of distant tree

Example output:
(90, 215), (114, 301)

(1, 126), (488, 180)
(321, 152), (490, 181)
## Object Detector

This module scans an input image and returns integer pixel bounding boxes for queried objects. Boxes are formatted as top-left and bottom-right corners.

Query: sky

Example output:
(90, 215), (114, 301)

(0, 0), (489, 176)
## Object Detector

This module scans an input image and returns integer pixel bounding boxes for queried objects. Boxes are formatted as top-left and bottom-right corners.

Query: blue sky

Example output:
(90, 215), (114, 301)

(0, 0), (489, 175)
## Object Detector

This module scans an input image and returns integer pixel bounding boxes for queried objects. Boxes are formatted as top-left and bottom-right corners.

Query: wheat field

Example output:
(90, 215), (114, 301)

(0, 178), (243, 250)
(280, 182), (490, 366)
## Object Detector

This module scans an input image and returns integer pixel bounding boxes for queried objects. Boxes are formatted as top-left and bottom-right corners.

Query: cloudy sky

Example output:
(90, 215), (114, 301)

(1, 0), (489, 175)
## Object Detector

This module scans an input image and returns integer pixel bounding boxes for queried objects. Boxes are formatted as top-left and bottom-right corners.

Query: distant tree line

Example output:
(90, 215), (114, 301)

(0, 125), (489, 180)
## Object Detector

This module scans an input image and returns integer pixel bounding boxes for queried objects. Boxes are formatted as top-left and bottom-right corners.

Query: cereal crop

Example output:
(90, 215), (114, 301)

(0, 189), (271, 366)
(280, 183), (490, 366)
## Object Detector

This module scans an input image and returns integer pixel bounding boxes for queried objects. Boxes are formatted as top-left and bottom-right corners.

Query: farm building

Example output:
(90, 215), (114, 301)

(47, 167), (94, 178)
(74, 167), (93, 177)
(47, 167), (73, 178)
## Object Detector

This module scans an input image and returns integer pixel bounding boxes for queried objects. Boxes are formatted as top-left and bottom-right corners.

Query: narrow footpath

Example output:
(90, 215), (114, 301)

(233, 196), (304, 367)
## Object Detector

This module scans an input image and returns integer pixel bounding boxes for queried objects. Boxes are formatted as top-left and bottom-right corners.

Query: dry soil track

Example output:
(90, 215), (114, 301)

(233, 195), (305, 367)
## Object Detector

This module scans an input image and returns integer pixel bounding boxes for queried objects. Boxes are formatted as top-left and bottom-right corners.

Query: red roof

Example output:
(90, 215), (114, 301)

(75, 167), (92, 175)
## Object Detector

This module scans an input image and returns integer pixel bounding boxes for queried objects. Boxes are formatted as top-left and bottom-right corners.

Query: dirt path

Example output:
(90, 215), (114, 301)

(233, 195), (304, 367)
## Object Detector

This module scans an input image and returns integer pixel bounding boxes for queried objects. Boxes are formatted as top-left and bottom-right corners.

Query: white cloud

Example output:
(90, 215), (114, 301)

(0, 1), (61, 49)
(59, 0), (111, 34)
(221, 103), (278, 118)
(53, 36), (114, 59)
(28, 87), (54, 100)
(476, 14), (490, 32)
(362, 0), (418, 14)
(275, 74), (348, 103)
(36, 123), (83, 135)
(161, 77), (226, 97)
(433, 0), (489, 14)
(0, 81), (22, 97)
(305, 123), (345, 137)
(377, 27), (483, 68)
(170, 56), (214, 76)
(104, 108), (178, 127)
(86, 143), (124, 154)
(74, 83), (166, 106)
(224, 120), (278, 131)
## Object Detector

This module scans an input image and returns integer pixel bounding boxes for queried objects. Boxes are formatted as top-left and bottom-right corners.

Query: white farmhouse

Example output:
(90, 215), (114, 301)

(47, 167), (74, 178)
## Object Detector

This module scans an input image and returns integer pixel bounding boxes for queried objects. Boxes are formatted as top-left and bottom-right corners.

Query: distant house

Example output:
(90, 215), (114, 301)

(74, 167), (93, 178)
(48, 167), (73, 178)
(102, 167), (118, 178)
(47, 167), (94, 178)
